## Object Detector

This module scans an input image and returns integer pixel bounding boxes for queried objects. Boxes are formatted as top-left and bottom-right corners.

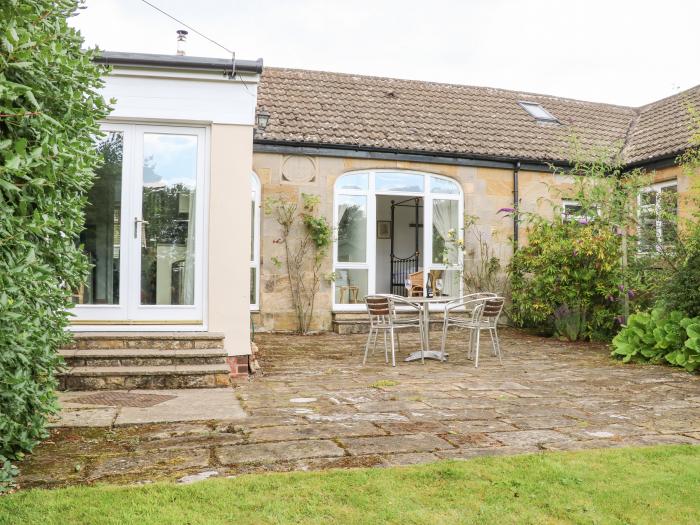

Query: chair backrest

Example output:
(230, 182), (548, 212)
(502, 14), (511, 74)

(385, 294), (421, 317)
(365, 295), (391, 318)
(408, 271), (423, 287)
(482, 297), (505, 321)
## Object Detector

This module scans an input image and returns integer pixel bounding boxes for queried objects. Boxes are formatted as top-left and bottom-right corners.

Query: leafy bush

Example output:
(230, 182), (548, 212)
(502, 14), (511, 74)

(611, 309), (700, 372)
(0, 1), (108, 490)
(657, 244), (700, 318)
(510, 219), (629, 340)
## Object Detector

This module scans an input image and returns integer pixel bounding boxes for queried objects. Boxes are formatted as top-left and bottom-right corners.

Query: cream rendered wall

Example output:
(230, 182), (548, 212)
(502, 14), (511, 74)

(210, 125), (253, 355)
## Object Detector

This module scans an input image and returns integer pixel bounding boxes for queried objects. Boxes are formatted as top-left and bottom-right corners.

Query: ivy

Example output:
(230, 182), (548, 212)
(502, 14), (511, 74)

(0, 0), (109, 490)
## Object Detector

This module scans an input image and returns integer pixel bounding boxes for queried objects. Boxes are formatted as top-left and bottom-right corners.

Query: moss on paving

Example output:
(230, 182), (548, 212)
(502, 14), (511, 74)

(2, 445), (699, 524)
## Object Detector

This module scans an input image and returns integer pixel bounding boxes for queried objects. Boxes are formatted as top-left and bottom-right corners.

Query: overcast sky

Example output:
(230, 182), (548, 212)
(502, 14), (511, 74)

(71, 0), (699, 107)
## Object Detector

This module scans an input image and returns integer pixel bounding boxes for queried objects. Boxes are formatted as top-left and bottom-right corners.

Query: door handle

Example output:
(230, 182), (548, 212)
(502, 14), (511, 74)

(134, 217), (149, 238)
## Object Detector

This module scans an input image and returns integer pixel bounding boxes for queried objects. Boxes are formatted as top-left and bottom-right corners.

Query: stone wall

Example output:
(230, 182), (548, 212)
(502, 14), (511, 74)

(251, 151), (695, 332)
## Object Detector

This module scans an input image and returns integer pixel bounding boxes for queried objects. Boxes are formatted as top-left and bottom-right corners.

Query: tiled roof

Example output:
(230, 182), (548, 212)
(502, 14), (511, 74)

(623, 85), (700, 165)
(255, 67), (699, 166)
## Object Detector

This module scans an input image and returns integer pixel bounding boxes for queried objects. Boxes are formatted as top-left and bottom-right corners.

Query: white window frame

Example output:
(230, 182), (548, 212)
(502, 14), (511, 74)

(637, 180), (678, 253)
(250, 171), (261, 310)
(561, 199), (599, 223)
(332, 169), (463, 312)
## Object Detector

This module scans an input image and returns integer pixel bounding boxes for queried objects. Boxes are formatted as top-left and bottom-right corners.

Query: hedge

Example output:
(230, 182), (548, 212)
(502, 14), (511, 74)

(0, 0), (108, 490)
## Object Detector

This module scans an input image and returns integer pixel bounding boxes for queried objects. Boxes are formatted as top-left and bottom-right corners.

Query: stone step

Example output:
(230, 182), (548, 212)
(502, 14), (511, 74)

(59, 348), (229, 367)
(66, 331), (225, 350)
(58, 363), (232, 391)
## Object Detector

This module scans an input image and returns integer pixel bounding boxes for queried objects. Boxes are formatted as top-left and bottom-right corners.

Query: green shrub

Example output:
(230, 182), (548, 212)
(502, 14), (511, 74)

(611, 309), (700, 372)
(0, 0), (108, 490)
(510, 219), (628, 340)
(665, 319), (700, 372)
(658, 249), (700, 318)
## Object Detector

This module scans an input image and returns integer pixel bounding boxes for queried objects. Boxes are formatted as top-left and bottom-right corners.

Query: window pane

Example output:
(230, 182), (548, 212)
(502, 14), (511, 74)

(659, 186), (678, 244)
(250, 193), (256, 262)
(337, 195), (367, 263)
(430, 269), (460, 297)
(375, 172), (424, 192)
(77, 132), (123, 304)
(640, 191), (656, 207)
(336, 173), (368, 191)
(432, 199), (459, 264)
(431, 176), (460, 194)
(250, 267), (257, 305)
(141, 133), (198, 305)
(335, 269), (368, 304)
(638, 218), (657, 251)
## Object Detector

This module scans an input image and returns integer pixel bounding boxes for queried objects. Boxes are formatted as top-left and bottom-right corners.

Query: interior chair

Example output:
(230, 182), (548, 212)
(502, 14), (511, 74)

(408, 271), (424, 297)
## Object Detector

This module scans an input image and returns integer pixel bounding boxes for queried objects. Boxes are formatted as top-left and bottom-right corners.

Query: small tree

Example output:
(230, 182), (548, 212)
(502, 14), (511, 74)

(0, 0), (109, 490)
(265, 193), (331, 334)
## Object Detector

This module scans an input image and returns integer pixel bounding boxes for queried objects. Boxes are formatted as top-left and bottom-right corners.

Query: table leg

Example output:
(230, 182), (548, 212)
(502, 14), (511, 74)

(405, 303), (446, 362)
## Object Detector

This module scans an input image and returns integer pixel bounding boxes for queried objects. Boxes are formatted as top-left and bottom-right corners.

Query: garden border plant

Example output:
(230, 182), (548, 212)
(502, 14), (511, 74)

(507, 140), (654, 341)
(0, 0), (109, 490)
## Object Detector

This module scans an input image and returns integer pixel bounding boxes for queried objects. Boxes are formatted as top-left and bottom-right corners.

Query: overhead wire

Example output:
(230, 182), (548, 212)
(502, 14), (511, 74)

(138, 0), (255, 94)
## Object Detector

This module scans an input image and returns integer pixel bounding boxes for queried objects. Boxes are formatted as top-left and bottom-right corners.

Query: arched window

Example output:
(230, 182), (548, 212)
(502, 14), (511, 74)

(333, 170), (463, 310)
(250, 172), (261, 309)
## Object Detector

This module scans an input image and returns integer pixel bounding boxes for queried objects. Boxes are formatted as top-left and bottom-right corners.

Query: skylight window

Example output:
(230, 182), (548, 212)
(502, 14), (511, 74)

(518, 101), (559, 123)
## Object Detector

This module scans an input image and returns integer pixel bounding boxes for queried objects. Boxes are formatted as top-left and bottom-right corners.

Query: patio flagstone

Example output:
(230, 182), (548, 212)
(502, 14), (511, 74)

(13, 328), (700, 489)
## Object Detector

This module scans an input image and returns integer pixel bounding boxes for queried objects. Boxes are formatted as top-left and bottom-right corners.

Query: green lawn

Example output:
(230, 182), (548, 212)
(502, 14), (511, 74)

(1, 445), (699, 524)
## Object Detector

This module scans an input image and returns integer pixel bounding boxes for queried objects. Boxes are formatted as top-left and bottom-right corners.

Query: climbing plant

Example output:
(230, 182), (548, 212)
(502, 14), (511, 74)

(265, 193), (331, 334)
(0, 0), (109, 490)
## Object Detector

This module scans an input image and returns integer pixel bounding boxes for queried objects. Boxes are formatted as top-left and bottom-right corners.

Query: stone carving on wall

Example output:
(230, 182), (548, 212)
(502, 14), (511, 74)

(281, 155), (317, 184)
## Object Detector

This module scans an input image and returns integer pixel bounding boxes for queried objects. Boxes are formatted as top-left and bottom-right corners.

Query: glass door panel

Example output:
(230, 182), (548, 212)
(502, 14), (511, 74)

(432, 199), (459, 265)
(73, 126), (130, 322)
(139, 133), (198, 306)
(79, 131), (123, 305)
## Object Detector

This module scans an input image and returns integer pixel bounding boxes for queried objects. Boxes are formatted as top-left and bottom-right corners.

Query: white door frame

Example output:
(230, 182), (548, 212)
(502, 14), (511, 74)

(72, 123), (208, 329)
(333, 169), (463, 312)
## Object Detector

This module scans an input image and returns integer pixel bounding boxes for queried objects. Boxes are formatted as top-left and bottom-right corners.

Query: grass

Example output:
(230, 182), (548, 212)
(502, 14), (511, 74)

(1, 445), (699, 524)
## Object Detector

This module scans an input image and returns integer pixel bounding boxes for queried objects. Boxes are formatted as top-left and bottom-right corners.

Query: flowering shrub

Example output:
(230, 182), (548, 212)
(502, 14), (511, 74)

(510, 218), (632, 340)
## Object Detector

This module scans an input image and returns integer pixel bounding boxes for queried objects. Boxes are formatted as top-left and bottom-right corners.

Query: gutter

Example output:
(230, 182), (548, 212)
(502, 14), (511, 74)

(254, 139), (564, 173)
(94, 51), (263, 75)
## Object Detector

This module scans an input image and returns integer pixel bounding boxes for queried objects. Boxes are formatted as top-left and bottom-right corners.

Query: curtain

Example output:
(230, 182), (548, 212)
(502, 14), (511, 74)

(432, 199), (458, 265)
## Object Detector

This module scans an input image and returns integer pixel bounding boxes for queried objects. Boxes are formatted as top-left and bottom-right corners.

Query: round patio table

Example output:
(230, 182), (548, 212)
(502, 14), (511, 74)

(401, 295), (457, 362)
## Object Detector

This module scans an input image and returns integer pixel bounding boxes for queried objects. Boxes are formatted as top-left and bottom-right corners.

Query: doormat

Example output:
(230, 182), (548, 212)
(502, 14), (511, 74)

(71, 392), (177, 408)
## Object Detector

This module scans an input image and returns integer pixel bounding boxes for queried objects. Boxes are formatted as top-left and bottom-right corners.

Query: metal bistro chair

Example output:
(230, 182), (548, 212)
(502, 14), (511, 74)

(440, 295), (505, 367)
(363, 295), (424, 367)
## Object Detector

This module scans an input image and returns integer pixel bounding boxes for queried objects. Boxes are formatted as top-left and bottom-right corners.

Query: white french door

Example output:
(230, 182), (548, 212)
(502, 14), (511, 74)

(73, 123), (207, 326)
(332, 170), (463, 311)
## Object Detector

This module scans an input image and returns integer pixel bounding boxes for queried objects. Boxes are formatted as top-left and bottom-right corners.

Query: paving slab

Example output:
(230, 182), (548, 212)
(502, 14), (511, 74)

(216, 440), (345, 465)
(341, 433), (454, 455)
(115, 388), (246, 425)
